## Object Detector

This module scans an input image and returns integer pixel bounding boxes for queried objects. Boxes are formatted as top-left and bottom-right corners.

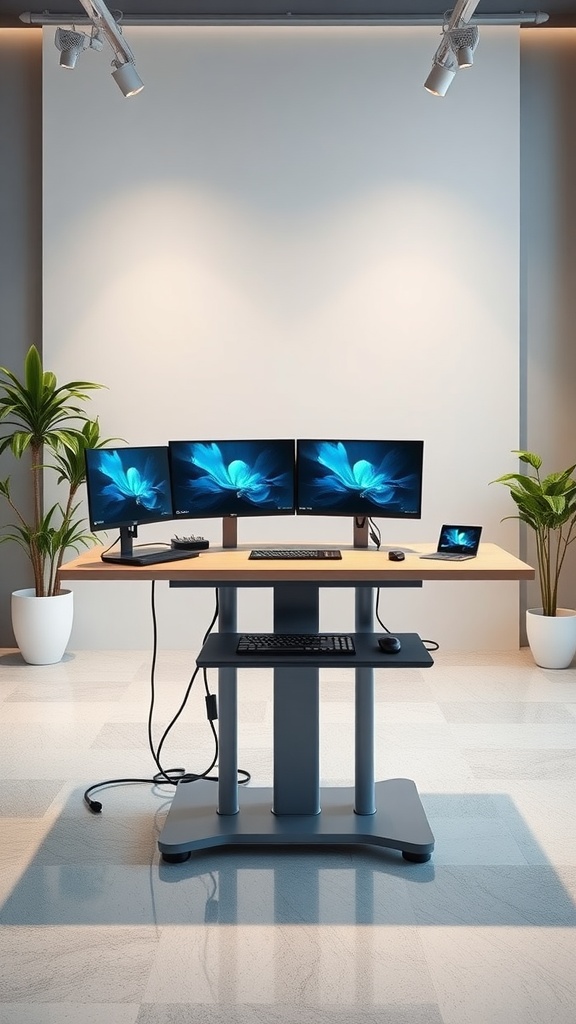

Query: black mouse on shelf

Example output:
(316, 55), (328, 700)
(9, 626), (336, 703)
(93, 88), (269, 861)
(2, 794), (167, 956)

(378, 635), (402, 653)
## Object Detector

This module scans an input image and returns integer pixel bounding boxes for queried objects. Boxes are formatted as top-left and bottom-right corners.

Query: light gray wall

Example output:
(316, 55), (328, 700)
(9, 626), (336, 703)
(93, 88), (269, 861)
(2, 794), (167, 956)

(2, 26), (576, 647)
(0, 29), (42, 647)
(520, 29), (576, 622)
(41, 27), (521, 652)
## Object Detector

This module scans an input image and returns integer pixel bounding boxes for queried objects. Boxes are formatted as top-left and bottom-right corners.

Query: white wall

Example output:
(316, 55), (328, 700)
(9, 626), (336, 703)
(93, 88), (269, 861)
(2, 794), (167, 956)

(520, 30), (576, 620)
(42, 26), (521, 651)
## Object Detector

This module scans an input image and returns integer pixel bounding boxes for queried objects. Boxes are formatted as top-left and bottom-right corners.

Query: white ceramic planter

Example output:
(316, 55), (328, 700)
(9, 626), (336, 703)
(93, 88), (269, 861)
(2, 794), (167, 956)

(11, 588), (74, 665)
(526, 607), (576, 669)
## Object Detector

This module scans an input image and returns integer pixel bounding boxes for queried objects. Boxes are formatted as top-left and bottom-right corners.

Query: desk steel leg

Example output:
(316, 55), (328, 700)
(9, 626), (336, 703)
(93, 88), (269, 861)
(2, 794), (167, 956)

(273, 584), (320, 815)
(355, 587), (376, 815)
(217, 587), (238, 815)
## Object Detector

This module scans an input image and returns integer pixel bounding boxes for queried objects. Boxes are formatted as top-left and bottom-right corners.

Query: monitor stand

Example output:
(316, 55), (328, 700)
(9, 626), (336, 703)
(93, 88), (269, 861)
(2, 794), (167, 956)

(352, 517), (417, 555)
(222, 516), (238, 548)
(100, 523), (194, 566)
(353, 517), (369, 548)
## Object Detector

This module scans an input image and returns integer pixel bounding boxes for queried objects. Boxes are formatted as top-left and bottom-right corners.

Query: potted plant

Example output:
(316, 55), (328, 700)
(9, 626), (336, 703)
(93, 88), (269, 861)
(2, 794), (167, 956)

(0, 345), (114, 664)
(492, 450), (576, 668)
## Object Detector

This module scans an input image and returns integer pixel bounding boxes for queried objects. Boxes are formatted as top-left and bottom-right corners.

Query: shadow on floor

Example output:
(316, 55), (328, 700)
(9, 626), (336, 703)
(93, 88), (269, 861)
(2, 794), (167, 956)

(1, 785), (575, 928)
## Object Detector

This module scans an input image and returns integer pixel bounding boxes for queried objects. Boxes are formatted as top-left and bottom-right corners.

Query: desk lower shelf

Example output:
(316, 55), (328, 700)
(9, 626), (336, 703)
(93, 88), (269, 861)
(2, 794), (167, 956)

(158, 778), (434, 863)
(197, 631), (434, 669)
(160, 631), (435, 863)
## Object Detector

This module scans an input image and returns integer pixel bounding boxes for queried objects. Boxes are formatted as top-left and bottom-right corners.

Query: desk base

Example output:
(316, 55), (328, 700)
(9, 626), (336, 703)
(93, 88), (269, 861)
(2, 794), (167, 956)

(158, 778), (434, 863)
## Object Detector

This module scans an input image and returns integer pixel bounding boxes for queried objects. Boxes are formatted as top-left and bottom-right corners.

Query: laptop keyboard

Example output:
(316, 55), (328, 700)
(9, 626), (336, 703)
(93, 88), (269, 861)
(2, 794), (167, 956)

(420, 552), (475, 561)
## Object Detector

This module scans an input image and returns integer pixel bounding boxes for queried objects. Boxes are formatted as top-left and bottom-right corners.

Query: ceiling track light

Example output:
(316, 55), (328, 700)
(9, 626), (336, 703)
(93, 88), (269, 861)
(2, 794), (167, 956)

(22, 9), (550, 28)
(79, 1), (143, 96)
(29, 5), (548, 97)
(51, 2), (143, 96)
(424, 1), (484, 96)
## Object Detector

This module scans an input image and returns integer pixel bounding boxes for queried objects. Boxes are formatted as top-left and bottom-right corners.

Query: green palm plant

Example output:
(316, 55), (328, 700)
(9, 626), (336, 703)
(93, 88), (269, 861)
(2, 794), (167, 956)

(491, 450), (576, 616)
(0, 345), (116, 596)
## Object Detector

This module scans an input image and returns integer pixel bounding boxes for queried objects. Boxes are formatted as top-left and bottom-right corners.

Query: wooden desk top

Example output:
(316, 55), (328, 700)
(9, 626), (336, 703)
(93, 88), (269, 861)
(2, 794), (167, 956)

(57, 542), (534, 585)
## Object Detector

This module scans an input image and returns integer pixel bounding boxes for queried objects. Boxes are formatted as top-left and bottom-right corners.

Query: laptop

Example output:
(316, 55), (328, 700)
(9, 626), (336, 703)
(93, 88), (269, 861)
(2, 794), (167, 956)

(420, 524), (483, 561)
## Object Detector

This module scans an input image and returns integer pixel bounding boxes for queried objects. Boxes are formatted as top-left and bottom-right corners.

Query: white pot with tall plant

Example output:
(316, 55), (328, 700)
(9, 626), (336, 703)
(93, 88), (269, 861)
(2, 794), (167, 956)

(0, 345), (116, 664)
(492, 450), (576, 669)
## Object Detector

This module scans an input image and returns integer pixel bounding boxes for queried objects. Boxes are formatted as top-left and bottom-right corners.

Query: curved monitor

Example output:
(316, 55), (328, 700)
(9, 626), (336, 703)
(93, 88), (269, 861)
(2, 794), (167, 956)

(296, 439), (424, 519)
(85, 445), (174, 532)
(169, 439), (296, 519)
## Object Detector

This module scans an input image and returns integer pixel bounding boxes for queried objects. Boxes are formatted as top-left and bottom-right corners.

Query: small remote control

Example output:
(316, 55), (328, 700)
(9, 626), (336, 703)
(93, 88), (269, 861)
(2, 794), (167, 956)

(171, 535), (210, 551)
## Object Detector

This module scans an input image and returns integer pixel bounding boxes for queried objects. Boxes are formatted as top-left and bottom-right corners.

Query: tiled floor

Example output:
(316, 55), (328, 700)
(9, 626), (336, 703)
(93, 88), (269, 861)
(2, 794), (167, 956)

(1, 646), (576, 1023)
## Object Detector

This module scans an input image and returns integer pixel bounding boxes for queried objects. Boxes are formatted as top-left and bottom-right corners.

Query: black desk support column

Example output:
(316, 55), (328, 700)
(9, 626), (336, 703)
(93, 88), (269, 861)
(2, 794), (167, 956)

(355, 587), (376, 815)
(217, 586), (238, 815)
(218, 515), (239, 814)
(272, 584), (320, 815)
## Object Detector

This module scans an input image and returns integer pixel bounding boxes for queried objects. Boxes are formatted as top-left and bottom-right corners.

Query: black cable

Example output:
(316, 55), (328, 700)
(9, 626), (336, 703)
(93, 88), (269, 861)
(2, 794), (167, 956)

(153, 663), (216, 784)
(100, 533), (121, 557)
(148, 588), (251, 785)
(101, 532), (171, 556)
(84, 774), (177, 814)
(147, 582), (218, 785)
(368, 517), (381, 549)
(83, 585), (250, 813)
(373, 554), (439, 653)
(375, 587), (390, 633)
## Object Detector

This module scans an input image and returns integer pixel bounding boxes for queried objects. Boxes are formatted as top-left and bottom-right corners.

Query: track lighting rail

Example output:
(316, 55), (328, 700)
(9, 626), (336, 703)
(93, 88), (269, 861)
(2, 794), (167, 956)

(20, 10), (550, 28)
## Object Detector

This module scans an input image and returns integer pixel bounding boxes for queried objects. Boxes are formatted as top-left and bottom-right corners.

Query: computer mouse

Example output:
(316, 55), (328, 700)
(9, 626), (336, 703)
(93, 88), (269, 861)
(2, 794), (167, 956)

(378, 635), (402, 653)
(388, 550), (405, 562)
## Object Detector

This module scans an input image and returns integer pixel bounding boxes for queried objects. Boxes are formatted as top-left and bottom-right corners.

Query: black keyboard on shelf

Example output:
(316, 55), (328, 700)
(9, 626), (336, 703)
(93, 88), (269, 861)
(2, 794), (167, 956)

(249, 548), (342, 560)
(236, 633), (356, 655)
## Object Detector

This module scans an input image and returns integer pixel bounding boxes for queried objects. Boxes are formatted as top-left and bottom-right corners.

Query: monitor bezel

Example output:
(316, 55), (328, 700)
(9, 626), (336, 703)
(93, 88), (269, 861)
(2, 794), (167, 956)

(295, 438), (424, 519)
(168, 438), (297, 520)
(84, 444), (176, 534)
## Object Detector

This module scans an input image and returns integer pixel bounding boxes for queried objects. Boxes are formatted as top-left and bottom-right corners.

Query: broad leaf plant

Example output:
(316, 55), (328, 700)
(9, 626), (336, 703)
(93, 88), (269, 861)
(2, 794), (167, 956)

(0, 345), (116, 596)
(492, 450), (576, 617)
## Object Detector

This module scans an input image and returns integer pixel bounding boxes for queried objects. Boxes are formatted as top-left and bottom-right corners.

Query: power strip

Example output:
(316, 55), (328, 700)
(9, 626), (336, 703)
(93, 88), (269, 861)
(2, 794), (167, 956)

(171, 536), (210, 551)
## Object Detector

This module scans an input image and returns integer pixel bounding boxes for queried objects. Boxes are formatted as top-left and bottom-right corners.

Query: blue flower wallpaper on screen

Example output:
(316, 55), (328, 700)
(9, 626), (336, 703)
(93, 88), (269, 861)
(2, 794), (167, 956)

(439, 526), (482, 551)
(169, 440), (296, 518)
(85, 447), (174, 529)
(296, 440), (423, 517)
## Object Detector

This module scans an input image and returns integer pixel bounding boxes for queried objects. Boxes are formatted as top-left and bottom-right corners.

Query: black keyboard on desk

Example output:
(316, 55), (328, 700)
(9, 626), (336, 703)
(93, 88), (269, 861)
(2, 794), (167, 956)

(249, 548), (342, 560)
(237, 633), (355, 655)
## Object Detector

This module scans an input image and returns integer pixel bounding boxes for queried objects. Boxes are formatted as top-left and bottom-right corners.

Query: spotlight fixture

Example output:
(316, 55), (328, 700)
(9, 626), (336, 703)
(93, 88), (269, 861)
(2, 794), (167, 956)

(54, 24), (103, 68)
(448, 24), (480, 67)
(424, 49), (458, 97)
(55, 27), (87, 68)
(111, 60), (144, 97)
(77, 1), (143, 96)
(424, 0), (482, 96)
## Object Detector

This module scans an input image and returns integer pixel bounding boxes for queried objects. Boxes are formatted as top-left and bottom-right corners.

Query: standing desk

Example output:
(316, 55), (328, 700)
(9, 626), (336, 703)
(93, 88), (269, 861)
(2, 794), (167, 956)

(59, 542), (534, 863)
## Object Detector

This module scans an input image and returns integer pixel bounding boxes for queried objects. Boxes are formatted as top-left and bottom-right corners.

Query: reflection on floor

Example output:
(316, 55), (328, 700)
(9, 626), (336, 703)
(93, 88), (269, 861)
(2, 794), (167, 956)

(1, 647), (576, 1024)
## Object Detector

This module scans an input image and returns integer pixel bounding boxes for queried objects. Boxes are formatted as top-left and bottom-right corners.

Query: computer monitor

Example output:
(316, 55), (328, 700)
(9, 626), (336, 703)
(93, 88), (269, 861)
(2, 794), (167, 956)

(169, 439), (296, 519)
(85, 445), (175, 563)
(296, 439), (424, 519)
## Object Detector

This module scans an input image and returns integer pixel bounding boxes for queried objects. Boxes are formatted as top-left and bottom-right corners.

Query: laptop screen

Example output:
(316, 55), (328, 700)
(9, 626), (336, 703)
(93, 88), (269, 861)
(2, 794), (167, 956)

(437, 525), (482, 555)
